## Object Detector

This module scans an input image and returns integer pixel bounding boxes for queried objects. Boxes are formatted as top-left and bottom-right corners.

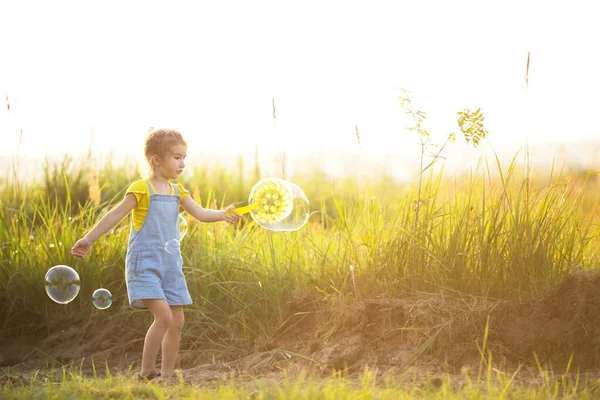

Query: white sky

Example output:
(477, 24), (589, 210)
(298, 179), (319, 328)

(1, 0), (599, 177)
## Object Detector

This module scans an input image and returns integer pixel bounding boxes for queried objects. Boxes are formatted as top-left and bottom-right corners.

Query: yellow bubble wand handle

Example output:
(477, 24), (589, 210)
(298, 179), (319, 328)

(226, 203), (259, 217)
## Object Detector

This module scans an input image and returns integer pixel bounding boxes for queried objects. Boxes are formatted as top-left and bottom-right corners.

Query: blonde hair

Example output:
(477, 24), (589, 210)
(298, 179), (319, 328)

(144, 128), (187, 169)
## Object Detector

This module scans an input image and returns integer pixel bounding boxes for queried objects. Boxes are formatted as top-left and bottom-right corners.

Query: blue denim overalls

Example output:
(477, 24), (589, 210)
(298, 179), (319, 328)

(125, 181), (192, 309)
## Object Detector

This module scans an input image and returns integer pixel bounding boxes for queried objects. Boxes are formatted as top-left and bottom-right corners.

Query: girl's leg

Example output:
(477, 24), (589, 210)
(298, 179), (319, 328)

(140, 299), (173, 376)
(160, 306), (185, 377)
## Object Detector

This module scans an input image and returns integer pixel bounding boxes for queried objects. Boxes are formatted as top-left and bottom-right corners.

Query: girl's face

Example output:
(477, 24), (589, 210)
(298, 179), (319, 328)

(153, 144), (187, 180)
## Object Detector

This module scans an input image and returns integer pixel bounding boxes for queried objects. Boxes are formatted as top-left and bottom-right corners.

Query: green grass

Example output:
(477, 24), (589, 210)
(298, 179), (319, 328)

(3, 365), (600, 399)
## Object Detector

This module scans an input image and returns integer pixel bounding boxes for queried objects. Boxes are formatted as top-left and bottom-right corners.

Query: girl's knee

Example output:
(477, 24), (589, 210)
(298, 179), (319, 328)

(153, 310), (184, 330)
(154, 314), (174, 329)
(171, 313), (185, 331)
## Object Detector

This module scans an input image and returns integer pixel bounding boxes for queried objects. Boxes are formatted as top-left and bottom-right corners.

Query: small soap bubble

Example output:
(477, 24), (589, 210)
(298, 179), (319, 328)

(179, 214), (188, 240)
(45, 265), (80, 304)
(92, 288), (112, 310)
(165, 239), (181, 254)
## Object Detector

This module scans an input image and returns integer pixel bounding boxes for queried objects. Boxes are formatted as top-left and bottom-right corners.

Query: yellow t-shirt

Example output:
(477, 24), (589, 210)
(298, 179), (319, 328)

(126, 179), (189, 231)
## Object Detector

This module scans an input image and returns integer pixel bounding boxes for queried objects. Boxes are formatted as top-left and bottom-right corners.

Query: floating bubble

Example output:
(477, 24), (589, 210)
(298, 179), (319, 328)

(249, 179), (310, 231)
(44, 265), (80, 304)
(165, 239), (181, 254)
(92, 288), (113, 310)
(179, 214), (188, 240)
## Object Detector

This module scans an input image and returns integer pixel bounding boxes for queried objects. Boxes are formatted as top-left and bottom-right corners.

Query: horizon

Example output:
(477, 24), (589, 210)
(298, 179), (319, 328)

(3, 138), (600, 185)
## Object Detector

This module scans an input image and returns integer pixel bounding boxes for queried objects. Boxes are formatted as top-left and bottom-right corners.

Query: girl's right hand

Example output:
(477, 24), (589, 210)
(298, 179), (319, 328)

(71, 238), (92, 258)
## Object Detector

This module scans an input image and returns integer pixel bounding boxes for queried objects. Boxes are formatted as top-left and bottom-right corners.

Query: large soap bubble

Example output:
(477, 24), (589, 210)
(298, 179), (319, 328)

(230, 178), (309, 231)
(45, 265), (81, 304)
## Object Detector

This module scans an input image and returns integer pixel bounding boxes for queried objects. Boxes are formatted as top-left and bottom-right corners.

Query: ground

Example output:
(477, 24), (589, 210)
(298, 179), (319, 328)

(3, 270), (600, 387)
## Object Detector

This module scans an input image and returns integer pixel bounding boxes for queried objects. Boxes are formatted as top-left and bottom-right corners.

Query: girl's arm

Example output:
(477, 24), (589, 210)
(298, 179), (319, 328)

(181, 195), (240, 224)
(71, 194), (138, 258)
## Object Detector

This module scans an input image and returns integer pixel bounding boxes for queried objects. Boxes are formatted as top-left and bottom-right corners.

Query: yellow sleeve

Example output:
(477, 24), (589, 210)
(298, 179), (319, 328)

(126, 180), (149, 204)
(126, 180), (149, 231)
(176, 183), (189, 202)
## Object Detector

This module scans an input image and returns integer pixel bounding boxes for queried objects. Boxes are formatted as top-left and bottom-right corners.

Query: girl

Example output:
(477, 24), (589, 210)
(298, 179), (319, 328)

(71, 128), (240, 381)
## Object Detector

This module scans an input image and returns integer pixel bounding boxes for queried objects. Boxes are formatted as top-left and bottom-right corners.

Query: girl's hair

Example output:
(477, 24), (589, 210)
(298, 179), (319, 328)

(144, 128), (187, 166)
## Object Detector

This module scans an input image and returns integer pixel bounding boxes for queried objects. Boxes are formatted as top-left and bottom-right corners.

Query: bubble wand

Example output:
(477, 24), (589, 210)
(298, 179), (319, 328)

(226, 178), (310, 232)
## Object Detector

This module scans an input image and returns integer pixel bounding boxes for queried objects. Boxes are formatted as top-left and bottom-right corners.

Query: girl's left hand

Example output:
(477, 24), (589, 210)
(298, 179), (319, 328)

(223, 206), (241, 224)
(71, 237), (92, 258)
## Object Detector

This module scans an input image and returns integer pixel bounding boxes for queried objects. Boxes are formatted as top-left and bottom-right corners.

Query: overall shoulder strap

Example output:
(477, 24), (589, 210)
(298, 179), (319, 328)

(145, 180), (155, 195)
(171, 183), (179, 196)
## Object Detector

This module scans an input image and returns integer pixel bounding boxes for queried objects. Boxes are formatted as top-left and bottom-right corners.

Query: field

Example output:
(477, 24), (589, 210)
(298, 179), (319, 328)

(2, 147), (600, 399)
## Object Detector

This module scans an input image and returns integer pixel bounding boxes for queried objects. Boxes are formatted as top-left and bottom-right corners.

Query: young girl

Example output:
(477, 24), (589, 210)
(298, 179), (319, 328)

(71, 128), (240, 381)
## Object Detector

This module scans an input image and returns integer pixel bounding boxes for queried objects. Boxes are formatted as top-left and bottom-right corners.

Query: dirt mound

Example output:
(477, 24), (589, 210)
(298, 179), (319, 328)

(234, 293), (484, 375)
(223, 270), (600, 376)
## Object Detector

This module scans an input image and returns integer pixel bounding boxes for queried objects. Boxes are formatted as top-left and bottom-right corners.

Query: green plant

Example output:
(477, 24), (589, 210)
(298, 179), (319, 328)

(397, 88), (489, 291)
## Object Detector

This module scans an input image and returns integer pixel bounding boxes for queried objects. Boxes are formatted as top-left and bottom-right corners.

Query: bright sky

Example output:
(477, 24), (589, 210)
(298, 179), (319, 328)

(1, 0), (599, 177)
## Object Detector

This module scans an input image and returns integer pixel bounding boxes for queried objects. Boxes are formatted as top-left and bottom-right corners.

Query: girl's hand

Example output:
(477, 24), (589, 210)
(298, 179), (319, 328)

(71, 238), (92, 258)
(223, 206), (241, 224)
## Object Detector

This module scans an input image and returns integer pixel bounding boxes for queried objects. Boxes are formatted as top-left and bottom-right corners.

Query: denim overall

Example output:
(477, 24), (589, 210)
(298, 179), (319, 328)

(125, 181), (192, 309)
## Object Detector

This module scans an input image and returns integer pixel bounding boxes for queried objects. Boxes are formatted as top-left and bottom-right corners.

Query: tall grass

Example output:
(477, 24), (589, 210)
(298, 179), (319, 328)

(1, 150), (599, 348)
